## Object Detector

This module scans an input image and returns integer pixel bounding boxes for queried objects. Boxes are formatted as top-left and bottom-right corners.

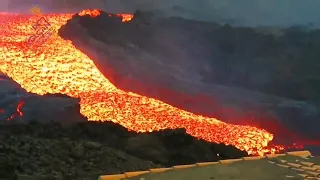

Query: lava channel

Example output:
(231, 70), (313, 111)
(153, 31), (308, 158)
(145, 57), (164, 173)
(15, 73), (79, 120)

(0, 9), (283, 155)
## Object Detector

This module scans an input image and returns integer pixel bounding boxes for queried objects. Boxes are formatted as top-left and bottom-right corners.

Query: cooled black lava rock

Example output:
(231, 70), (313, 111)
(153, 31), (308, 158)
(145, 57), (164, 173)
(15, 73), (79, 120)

(0, 73), (86, 124)
(0, 120), (248, 179)
(0, 121), (161, 180)
(0, 141), (18, 180)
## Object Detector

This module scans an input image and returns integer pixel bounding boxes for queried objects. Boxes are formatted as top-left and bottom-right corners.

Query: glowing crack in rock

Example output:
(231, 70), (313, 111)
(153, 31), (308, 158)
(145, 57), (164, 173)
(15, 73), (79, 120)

(0, 9), (283, 155)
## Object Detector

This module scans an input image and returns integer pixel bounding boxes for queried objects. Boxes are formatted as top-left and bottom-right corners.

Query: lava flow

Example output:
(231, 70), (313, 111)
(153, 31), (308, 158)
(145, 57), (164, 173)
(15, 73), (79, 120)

(0, 9), (282, 155)
(4, 100), (24, 121)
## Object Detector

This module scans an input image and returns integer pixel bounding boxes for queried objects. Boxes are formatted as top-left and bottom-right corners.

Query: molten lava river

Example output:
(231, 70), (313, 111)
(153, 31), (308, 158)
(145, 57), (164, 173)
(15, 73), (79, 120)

(0, 10), (283, 155)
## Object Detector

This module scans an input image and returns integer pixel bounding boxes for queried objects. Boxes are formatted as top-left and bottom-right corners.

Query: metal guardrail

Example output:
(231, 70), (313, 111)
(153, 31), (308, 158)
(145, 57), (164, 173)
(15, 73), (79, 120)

(97, 150), (312, 180)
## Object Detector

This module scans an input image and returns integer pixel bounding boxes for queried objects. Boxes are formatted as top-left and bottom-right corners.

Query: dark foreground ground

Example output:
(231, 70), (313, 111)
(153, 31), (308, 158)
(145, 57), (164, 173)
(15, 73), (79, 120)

(0, 120), (247, 180)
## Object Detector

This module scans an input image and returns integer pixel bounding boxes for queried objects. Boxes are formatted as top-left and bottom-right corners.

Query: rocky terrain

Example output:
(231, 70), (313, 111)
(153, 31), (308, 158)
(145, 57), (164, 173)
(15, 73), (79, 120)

(0, 72), (86, 124)
(0, 120), (247, 180)
(59, 11), (320, 148)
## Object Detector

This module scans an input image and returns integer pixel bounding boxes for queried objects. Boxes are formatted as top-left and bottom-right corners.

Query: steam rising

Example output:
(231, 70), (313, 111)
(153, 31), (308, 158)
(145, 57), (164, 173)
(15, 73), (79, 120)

(2, 0), (320, 27)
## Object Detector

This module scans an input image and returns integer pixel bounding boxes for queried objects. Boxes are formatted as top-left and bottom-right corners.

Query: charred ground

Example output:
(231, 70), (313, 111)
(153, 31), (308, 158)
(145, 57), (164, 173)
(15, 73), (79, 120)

(0, 120), (247, 180)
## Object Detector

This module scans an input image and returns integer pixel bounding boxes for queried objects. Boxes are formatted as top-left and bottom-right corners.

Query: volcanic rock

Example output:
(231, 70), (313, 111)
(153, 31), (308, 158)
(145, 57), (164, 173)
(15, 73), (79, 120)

(20, 93), (86, 124)
(0, 72), (86, 124)
(0, 121), (161, 180)
(59, 10), (320, 150)
(0, 120), (248, 179)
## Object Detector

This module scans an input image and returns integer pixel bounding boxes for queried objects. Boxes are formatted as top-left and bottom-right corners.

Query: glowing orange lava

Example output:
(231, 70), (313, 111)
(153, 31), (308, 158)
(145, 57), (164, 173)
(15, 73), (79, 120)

(5, 100), (24, 120)
(78, 9), (133, 22)
(78, 9), (101, 17)
(0, 10), (281, 155)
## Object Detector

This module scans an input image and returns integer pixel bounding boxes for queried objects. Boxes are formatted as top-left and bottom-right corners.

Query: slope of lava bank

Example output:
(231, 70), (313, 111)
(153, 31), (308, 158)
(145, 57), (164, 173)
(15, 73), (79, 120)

(61, 10), (320, 153)
(0, 10), (279, 155)
(0, 71), (25, 120)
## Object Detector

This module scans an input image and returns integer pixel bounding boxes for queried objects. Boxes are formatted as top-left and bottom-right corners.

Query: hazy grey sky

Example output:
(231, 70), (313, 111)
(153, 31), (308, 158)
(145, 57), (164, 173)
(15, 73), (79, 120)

(117, 0), (320, 27)
(2, 0), (320, 27)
